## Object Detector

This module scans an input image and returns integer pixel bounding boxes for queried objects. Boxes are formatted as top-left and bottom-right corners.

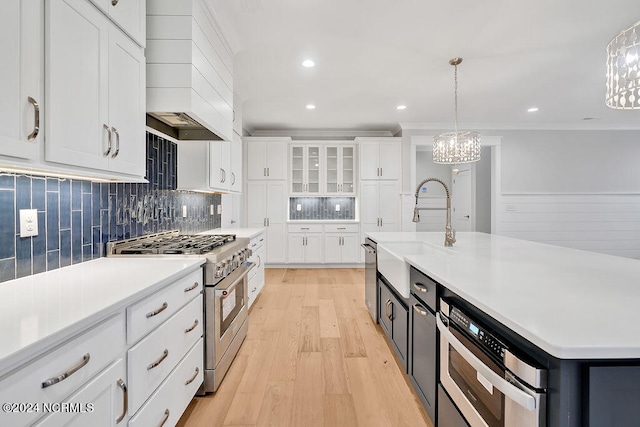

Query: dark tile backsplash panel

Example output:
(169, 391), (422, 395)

(0, 132), (221, 283)
(289, 197), (356, 220)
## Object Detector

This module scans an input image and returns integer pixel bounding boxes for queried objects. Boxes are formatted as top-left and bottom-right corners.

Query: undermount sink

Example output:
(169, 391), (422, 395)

(377, 241), (434, 298)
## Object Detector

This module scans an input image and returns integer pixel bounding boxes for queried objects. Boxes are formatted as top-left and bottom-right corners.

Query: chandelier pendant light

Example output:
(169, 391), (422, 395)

(433, 57), (481, 165)
(606, 20), (640, 109)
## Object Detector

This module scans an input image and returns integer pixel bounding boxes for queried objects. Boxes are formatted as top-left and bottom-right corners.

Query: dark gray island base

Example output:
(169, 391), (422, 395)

(377, 265), (640, 427)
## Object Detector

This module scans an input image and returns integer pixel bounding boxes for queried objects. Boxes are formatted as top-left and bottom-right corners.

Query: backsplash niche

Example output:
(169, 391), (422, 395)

(289, 197), (356, 220)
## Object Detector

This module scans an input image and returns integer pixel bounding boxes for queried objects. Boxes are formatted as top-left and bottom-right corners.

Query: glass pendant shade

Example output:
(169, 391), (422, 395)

(433, 57), (481, 164)
(606, 20), (640, 109)
(433, 131), (481, 164)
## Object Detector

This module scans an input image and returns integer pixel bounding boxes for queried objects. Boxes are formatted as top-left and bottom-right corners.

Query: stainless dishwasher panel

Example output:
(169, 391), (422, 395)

(362, 238), (377, 322)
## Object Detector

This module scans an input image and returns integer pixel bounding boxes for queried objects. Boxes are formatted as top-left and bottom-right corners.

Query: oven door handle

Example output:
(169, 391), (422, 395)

(214, 261), (255, 296)
(436, 313), (537, 411)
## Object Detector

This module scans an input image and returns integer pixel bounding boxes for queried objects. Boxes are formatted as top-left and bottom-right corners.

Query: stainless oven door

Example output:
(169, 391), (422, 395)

(205, 262), (254, 369)
(437, 313), (545, 427)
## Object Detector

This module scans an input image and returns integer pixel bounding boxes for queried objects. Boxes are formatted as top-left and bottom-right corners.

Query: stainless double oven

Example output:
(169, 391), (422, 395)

(438, 298), (547, 427)
(107, 231), (254, 394)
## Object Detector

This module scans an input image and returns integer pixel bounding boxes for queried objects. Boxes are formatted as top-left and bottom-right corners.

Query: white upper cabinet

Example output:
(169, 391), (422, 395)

(0, 0), (43, 161)
(324, 144), (356, 195)
(290, 144), (321, 195)
(177, 139), (240, 193)
(229, 134), (243, 193)
(46, 0), (145, 178)
(89, 0), (145, 46)
(245, 137), (289, 181)
(209, 141), (231, 192)
(357, 137), (402, 180)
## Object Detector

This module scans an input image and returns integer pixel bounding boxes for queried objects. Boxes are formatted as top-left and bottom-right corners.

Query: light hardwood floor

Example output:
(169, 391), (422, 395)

(177, 268), (433, 427)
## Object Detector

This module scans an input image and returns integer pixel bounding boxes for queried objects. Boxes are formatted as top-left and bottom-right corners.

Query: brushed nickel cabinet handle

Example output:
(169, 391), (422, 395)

(103, 124), (112, 157)
(111, 127), (120, 158)
(220, 168), (224, 183)
(231, 172), (236, 185)
(184, 282), (199, 293)
(111, 0), (119, 5)
(147, 349), (169, 370)
(384, 299), (391, 320)
(264, 167), (266, 177)
(413, 283), (428, 293)
(159, 409), (170, 427)
(146, 302), (168, 318)
(267, 167), (270, 176)
(267, 218), (270, 226)
(185, 319), (199, 333)
(185, 367), (200, 385)
(257, 255), (261, 267)
(116, 379), (127, 423)
(337, 227), (346, 230)
(42, 353), (90, 388)
(300, 227), (310, 230)
(413, 304), (428, 316)
(27, 96), (40, 141)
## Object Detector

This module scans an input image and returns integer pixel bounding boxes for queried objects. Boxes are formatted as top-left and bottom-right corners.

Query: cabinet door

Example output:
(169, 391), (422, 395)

(265, 181), (286, 263)
(359, 141), (380, 180)
(34, 359), (127, 427)
(265, 140), (287, 180)
(209, 141), (231, 191)
(391, 294), (408, 370)
(266, 223), (286, 263)
(246, 141), (266, 180)
(107, 25), (145, 176)
(409, 299), (436, 421)
(360, 181), (381, 229)
(324, 234), (342, 263)
(379, 141), (401, 180)
(306, 145), (321, 194)
(288, 234), (305, 263)
(230, 136), (242, 193)
(325, 146), (339, 194)
(106, 0), (145, 46)
(0, 0), (42, 160)
(378, 279), (393, 336)
(341, 146), (356, 194)
(246, 182), (266, 227)
(304, 233), (323, 263)
(341, 234), (360, 263)
(379, 180), (400, 231)
(290, 145), (304, 193)
(46, 0), (110, 171)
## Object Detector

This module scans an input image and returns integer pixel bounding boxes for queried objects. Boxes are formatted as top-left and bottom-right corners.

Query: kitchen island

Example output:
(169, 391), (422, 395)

(368, 231), (640, 427)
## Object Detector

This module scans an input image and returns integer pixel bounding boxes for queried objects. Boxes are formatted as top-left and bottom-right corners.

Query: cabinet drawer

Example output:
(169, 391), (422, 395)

(409, 267), (437, 312)
(127, 269), (203, 344)
(288, 224), (323, 233)
(249, 233), (265, 251)
(129, 339), (204, 427)
(324, 224), (359, 233)
(127, 296), (203, 414)
(0, 314), (125, 426)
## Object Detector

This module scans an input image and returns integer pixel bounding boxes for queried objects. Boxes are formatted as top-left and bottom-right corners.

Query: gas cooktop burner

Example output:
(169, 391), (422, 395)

(111, 231), (236, 255)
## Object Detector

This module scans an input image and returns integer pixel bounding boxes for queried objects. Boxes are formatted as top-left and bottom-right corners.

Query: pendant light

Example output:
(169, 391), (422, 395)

(433, 58), (481, 164)
(606, 20), (640, 109)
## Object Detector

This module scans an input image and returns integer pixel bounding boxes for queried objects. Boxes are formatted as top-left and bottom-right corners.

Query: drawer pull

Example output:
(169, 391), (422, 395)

(337, 227), (346, 230)
(27, 96), (40, 141)
(184, 282), (199, 293)
(147, 349), (169, 370)
(159, 409), (170, 427)
(116, 379), (127, 423)
(413, 304), (428, 316)
(413, 283), (428, 293)
(252, 287), (257, 292)
(185, 319), (199, 333)
(41, 353), (90, 388)
(146, 302), (168, 318)
(185, 367), (200, 385)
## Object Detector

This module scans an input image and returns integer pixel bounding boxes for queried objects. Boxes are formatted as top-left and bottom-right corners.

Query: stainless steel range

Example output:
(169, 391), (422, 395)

(107, 230), (255, 394)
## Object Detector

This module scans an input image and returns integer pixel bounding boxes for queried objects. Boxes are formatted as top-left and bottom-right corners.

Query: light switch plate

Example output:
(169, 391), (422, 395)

(19, 209), (38, 237)
(182, 205), (187, 218)
(335, 204), (340, 212)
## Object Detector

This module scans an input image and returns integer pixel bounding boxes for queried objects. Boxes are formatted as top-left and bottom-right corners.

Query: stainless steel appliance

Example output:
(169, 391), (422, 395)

(107, 231), (254, 393)
(361, 237), (377, 322)
(437, 298), (547, 427)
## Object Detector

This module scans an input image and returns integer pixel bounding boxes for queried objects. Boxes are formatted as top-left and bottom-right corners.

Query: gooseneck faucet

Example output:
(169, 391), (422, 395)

(413, 178), (456, 247)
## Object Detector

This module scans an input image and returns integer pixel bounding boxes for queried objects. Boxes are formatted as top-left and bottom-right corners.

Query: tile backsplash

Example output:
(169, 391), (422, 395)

(0, 132), (221, 283)
(289, 197), (356, 220)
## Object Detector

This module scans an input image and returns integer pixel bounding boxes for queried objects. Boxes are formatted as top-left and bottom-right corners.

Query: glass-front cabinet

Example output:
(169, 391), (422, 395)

(290, 144), (321, 195)
(325, 144), (356, 195)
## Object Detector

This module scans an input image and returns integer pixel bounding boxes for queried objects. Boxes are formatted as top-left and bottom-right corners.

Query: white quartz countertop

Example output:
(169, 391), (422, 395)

(367, 231), (640, 360)
(0, 257), (205, 376)
(201, 227), (265, 239)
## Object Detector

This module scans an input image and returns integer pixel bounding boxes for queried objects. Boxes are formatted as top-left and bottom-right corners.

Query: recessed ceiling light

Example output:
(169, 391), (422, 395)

(397, 105), (407, 110)
(306, 104), (316, 110)
(302, 59), (315, 68)
(527, 107), (539, 112)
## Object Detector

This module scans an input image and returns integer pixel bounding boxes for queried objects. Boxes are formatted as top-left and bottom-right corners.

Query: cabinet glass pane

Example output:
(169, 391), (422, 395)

(326, 146), (338, 191)
(292, 183), (303, 192)
(308, 146), (320, 192)
(326, 183), (338, 192)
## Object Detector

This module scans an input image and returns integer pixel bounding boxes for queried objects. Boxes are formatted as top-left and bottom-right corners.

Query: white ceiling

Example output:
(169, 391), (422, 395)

(208, 0), (640, 133)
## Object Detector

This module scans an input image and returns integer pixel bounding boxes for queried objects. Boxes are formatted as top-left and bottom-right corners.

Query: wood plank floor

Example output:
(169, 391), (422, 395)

(177, 268), (433, 427)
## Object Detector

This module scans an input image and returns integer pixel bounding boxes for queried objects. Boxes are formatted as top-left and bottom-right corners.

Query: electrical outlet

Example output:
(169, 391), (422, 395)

(210, 204), (214, 215)
(296, 204), (302, 211)
(335, 204), (340, 212)
(19, 209), (38, 237)
(182, 205), (187, 218)
(217, 205), (222, 214)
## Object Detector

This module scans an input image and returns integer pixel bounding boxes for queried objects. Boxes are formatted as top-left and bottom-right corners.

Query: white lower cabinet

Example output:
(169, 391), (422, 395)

(324, 224), (360, 264)
(128, 339), (204, 427)
(34, 359), (127, 427)
(248, 232), (266, 308)
(288, 224), (323, 263)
